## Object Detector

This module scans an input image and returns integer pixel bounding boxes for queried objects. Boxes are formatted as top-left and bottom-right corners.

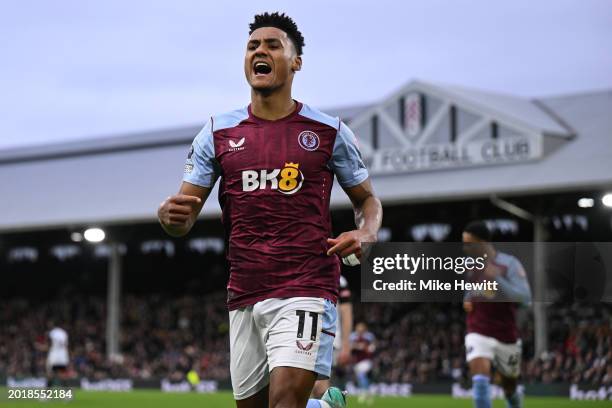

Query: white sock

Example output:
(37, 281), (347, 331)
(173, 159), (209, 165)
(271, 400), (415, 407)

(306, 400), (331, 408)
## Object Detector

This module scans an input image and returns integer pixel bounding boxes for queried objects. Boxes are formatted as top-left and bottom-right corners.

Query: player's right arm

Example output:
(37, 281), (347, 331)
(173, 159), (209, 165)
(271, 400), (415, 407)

(158, 118), (219, 237)
(158, 183), (210, 237)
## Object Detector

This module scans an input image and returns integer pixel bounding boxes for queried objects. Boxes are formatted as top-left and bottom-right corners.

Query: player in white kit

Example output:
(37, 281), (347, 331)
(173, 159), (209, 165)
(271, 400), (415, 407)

(46, 325), (69, 387)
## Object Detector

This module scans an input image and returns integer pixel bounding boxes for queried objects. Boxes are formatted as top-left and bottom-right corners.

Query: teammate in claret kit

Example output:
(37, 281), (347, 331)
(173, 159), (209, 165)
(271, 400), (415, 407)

(158, 12), (382, 408)
(462, 221), (532, 408)
(350, 322), (375, 404)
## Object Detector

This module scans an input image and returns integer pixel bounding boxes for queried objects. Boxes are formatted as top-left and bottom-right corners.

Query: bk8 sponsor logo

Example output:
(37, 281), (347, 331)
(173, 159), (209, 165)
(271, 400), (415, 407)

(242, 162), (303, 195)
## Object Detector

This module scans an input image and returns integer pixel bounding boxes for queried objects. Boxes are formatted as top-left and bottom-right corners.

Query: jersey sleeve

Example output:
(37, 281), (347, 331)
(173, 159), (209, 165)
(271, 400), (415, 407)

(496, 258), (532, 304)
(182, 119), (220, 188)
(329, 121), (369, 188)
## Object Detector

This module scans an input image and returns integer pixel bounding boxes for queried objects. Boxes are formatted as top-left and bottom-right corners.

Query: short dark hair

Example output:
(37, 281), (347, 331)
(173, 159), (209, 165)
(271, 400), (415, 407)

(463, 220), (492, 242)
(249, 12), (305, 56)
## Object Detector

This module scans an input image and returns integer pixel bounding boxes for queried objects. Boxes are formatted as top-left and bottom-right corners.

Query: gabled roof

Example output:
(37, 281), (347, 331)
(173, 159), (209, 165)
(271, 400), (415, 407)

(329, 88), (612, 204)
(346, 79), (574, 141)
(428, 81), (573, 137)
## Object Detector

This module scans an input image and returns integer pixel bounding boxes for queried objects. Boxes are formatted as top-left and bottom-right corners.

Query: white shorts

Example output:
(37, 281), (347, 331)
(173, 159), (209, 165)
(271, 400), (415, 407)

(229, 297), (337, 400)
(465, 332), (522, 378)
(354, 359), (373, 375)
(47, 350), (69, 368)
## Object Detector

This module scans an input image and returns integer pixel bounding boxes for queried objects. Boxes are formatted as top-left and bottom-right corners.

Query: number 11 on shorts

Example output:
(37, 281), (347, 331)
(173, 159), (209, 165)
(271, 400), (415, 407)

(296, 310), (318, 341)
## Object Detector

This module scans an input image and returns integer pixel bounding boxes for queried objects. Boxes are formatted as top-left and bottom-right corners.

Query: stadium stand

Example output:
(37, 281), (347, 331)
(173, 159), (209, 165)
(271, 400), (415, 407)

(2, 292), (609, 386)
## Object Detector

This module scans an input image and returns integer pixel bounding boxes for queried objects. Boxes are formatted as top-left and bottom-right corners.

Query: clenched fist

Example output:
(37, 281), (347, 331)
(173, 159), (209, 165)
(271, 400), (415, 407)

(158, 194), (202, 237)
(327, 229), (376, 259)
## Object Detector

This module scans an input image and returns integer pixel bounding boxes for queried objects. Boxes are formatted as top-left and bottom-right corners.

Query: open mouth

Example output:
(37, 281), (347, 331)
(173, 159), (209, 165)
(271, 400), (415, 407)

(253, 61), (272, 75)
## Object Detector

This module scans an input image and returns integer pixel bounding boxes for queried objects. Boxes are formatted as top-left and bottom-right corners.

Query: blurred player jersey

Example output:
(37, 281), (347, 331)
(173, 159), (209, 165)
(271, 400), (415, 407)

(350, 331), (375, 363)
(47, 327), (69, 367)
(183, 102), (368, 310)
(466, 251), (531, 343)
(334, 275), (352, 349)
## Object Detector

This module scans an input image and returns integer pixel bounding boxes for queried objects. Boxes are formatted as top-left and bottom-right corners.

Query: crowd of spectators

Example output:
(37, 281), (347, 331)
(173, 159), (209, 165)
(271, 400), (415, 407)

(1, 293), (609, 386)
(0, 293), (230, 382)
(523, 304), (611, 385)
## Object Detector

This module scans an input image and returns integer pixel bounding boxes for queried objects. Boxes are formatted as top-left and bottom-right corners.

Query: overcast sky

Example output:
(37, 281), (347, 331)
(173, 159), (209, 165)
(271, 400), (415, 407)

(1, 0), (611, 149)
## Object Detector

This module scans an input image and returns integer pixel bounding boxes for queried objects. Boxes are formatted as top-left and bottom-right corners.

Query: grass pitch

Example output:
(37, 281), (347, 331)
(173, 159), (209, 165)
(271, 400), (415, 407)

(1, 388), (609, 407)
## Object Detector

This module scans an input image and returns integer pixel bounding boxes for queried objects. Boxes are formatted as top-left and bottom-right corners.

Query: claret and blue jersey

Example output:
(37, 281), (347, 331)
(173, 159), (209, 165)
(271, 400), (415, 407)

(183, 101), (368, 310)
(466, 251), (532, 343)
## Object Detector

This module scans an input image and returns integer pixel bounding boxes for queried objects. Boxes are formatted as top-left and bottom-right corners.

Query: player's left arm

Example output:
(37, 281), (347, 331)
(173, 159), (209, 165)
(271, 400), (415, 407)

(327, 179), (382, 258)
(495, 258), (532, 304)
(327, 121), (382, 259)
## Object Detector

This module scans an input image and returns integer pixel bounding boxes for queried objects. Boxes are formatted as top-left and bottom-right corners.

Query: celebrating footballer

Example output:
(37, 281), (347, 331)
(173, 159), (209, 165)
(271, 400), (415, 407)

(158, 12), (382, 408)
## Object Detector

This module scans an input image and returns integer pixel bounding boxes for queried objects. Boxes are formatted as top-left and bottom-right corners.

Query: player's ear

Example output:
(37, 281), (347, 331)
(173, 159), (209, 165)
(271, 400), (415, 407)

(292, 56), (302, 72)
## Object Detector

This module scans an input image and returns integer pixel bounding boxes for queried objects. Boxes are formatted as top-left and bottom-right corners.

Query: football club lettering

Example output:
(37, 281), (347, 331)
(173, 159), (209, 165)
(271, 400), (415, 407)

(242, 162), (304, 194)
